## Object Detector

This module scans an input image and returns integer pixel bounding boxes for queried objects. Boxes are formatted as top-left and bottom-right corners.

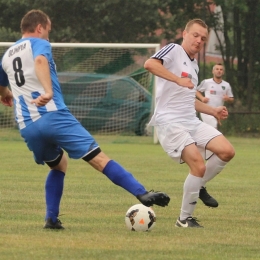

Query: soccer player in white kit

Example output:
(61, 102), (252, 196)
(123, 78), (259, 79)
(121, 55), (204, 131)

(0, 9), (170, 229)
(144, 19), (235, 227)
(196, 63), (234, 128)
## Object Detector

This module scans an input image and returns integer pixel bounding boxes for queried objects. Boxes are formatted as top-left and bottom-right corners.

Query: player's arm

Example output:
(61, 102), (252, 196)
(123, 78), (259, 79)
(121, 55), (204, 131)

(223, 95), (234, 103)
(195, 99), (228, 125)
(31, 55), (53, 106)
(196, 91), (209, 103)
(223, 84), (234, 103)
(0, 64), (13, 107)
(0, 85), (13, 107)
(144, 58), (194, 89)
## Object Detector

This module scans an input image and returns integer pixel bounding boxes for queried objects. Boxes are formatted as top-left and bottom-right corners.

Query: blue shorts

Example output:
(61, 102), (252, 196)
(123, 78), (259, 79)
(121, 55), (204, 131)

(20, 109), (99, 165)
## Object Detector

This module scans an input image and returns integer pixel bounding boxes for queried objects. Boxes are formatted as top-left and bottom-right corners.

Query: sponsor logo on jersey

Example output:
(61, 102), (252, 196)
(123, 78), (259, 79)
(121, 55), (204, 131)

(210, 90), (216, 95)
(8, 43), (27, 57)
(181, 71), (192, 79)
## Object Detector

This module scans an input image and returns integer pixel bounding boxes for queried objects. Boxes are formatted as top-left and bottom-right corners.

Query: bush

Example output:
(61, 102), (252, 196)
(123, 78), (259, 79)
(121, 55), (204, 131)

(219, 113), (260, 136)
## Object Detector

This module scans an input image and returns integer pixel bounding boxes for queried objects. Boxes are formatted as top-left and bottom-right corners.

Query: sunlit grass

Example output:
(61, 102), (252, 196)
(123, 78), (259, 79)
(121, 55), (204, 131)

(0, 136), (260, 259)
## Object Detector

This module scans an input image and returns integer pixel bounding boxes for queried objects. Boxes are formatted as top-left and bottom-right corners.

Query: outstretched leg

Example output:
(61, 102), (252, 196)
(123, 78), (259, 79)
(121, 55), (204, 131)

(85, 150), (170, 207)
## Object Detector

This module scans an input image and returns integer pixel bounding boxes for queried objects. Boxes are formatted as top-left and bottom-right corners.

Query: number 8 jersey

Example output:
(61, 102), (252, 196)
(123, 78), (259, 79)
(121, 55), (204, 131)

(0, 38), (67, 130)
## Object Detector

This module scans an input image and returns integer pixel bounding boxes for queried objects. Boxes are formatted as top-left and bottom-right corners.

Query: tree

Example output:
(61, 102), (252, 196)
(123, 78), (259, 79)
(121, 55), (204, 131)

(160, 0), (260, 110)
(1, 0), (260, 110)
(0, 0), (169, 43)
(207, 0), (260, 110)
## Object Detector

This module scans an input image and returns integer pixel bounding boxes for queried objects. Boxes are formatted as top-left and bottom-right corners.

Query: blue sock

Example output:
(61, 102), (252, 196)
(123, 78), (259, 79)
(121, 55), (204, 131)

(102, 160), (146, 196)
(45, 169), (65, 222)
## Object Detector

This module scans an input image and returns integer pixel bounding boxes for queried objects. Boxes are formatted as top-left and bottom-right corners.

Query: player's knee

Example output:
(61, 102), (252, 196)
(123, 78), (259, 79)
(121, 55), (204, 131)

(84, 150), (111, 172)
(45, 150), (67, 172)
(218, 145), (235, 162)
(197, 163), (206, 177)
(190, 161), (206, 177)
(82, 147), (102, 162)
(226, 146), (235, 161)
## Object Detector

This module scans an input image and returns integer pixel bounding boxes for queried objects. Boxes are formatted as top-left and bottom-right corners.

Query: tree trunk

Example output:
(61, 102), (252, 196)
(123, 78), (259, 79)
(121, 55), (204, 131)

(245, 0), (257, 111)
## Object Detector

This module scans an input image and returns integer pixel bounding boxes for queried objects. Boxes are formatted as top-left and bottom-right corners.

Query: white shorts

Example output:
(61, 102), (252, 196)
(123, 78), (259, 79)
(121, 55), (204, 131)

(155, 120), (222, 163)
(200, 113), (218, 128)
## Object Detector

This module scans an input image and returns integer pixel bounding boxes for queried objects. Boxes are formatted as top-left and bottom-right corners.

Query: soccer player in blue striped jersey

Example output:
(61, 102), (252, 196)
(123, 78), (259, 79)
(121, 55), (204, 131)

(144, 19), (235, 228)
(0, 9), (170, 229)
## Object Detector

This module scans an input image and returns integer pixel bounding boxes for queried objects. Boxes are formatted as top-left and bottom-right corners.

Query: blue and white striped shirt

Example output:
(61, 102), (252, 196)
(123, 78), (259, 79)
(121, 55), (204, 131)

(0, 38), (67, 129)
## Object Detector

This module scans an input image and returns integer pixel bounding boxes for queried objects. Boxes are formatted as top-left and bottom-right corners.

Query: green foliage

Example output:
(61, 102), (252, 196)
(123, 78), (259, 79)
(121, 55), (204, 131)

(198, 61), (216, 82)
(0, 27), (20, 41)
(220, 113), (260, 136)
(0, 0), (168, 43)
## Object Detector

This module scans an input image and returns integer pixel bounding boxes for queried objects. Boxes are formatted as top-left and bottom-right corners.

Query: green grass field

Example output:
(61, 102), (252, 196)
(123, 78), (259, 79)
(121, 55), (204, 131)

(0, 134), (260, 260)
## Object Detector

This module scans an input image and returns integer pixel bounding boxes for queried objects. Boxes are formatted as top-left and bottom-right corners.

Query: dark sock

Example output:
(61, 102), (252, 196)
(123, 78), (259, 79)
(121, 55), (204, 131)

(45, 169), (65, 222)
(102, 160), (146, 196)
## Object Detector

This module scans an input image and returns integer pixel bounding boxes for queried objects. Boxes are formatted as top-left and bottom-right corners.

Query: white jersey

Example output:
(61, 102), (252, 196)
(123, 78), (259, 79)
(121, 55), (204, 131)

(0, 38), (66, 129)
(197, 78), (233, 107)
(149, 43), (200, 126)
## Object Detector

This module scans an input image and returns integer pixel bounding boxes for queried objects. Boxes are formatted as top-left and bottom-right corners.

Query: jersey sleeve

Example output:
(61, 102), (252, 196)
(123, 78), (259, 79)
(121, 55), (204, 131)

(31, 39), (52, 62)
(0, 60), (9, 86)
(226, 83), (234, 97)
(197, 80), (206, 92)
(151, 43), (176, 68)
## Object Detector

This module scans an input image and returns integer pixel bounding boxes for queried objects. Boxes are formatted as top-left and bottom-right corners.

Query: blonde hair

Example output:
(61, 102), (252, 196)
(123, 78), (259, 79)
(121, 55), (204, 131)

(185, 18), (208, 32)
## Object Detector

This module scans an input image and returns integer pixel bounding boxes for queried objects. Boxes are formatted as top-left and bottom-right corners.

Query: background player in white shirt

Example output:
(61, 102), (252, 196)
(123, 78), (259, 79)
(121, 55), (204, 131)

(144, 19), (235, 228)
(0, 9), (170, 229)
(196, 63), (234, 128)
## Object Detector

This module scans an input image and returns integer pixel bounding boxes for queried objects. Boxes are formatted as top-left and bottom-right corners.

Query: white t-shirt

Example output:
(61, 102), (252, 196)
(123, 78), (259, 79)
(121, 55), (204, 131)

(149, 43), (200, 126)
(197, 78), (233, 107)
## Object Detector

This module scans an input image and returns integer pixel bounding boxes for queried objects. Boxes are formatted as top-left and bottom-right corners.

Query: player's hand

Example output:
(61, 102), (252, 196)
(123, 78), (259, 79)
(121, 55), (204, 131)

(202, 97), (209, 103)
(31, 92), (53, 106)
(214, 106), (228, 125)
(222, 95), (229, 102)
(177, 78), (194, 89)
(0, 91), (13, 107)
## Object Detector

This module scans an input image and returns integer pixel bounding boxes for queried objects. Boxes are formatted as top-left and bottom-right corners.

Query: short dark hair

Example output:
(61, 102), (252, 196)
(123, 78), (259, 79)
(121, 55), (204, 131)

(20, 9), (50, 34)
(185, 18), (209, 32)
(213, 63), (224, 70)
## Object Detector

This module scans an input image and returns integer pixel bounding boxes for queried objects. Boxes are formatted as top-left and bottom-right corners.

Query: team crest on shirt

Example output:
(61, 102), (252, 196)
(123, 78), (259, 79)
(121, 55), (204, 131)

(222, 86), (226, 90)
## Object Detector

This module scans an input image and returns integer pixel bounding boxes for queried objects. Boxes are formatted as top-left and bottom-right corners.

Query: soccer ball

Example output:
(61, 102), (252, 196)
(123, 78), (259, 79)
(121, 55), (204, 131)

(125, 204), (156, 232)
